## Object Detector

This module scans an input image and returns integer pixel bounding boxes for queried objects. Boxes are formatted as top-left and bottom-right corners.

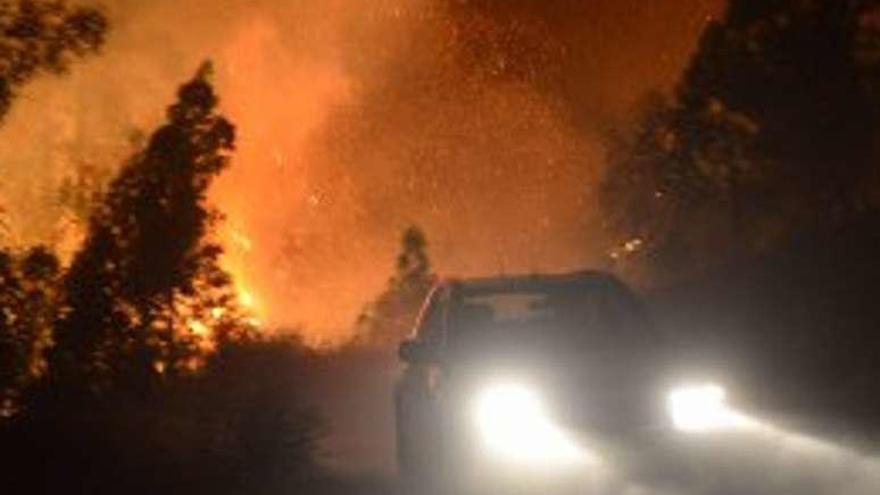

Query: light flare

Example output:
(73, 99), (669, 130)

(474, 383), (591, 466)
(667, 384), (755, 432)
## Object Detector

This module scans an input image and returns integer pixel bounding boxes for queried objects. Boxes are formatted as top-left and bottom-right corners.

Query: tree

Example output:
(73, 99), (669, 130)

(602, 0), (880, 280)
(0, 246), (59, 417)
(358, 226), (436, 347)
(51, 62), (246, 394)
(0, 0), (107, 120)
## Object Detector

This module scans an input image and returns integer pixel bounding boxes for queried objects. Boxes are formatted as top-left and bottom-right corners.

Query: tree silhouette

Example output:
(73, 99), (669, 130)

(358, 226), (436, 347)
(51, 62), (243, 394)
(393, 226), (433, 298)
(602, 0), (880, 279)
(0, 0), (107, 120)
(0, 247), (59, 417)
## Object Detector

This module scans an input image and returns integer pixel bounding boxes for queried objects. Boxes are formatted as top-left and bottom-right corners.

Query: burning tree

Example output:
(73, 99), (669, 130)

(50, 62), (248, 394)
(0, 63), (326, 494)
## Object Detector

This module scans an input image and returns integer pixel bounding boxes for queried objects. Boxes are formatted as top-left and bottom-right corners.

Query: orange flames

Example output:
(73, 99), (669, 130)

(0, 0), (724, 348)
(218, 223), (266, 329)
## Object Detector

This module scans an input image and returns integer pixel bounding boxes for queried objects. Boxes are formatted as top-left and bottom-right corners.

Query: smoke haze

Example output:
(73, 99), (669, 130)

(0, 0), (722, 343)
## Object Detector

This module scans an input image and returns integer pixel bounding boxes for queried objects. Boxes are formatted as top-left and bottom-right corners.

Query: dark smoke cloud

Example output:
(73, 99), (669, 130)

(0, 0), (722, 343)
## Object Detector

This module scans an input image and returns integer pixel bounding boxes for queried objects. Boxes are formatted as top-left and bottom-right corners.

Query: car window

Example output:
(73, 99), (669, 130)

(448, 282), (652, 350)
(463, 293), (552, 322)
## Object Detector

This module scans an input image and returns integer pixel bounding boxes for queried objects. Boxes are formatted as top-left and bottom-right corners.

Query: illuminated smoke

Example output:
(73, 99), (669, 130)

(0, 0), (722, 345)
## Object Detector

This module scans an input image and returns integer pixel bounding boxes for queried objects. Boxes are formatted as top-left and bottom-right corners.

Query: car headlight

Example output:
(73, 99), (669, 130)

(474, 383), (587, 466)
(667, 384), (751, 432)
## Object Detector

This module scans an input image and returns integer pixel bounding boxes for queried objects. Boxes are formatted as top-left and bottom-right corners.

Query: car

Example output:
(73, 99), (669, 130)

(394, 270), (743, 493)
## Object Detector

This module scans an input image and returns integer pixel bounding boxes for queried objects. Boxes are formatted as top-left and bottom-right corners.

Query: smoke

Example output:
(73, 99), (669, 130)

(0, 0), (722, 344)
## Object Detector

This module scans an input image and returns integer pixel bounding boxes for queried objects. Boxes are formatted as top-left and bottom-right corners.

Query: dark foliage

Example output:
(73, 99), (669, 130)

(602, 0), (880, 280)
(0, 0), (107, 120)
(2, 336), (324, 495)
(0, 247), (59, 417)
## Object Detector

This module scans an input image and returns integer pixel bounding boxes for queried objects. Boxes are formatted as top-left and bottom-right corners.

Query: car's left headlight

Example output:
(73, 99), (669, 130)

(474, 383), (587, 466)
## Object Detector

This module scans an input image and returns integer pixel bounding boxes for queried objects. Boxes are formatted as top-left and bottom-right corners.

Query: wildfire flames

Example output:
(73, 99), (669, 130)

(220, 223), (266, 327)
(0, 0), (722, 346)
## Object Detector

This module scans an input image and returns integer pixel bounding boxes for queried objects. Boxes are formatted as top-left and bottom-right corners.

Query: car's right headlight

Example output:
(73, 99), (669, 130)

(667, 384), (752, 432)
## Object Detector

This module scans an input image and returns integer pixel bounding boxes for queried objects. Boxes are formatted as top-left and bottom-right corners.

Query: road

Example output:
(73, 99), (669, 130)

(309, 348), (880, 495)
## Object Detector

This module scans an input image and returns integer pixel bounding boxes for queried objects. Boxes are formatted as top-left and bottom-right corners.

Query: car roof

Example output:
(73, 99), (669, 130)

(441, 270), (631, 295)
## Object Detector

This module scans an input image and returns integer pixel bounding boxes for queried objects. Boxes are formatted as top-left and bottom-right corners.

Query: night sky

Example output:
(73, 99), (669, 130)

(0, 0), (723, 343)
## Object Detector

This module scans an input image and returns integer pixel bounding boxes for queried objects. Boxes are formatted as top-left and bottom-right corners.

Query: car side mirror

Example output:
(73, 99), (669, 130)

(398, 340), (441, 364)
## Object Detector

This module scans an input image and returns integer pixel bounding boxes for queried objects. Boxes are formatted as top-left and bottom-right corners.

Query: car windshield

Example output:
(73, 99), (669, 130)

(448, 279), (652, 351)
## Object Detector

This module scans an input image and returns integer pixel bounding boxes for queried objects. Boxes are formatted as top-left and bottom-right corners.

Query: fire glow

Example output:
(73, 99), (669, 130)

(0, 0), (724, 346)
